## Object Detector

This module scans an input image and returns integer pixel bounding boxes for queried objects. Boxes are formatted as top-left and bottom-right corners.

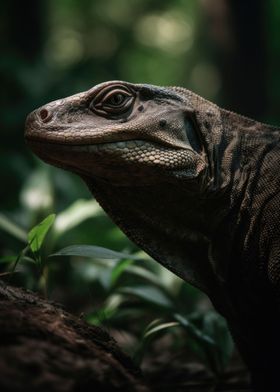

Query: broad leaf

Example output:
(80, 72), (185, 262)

(50, 245), (141, 260)
(28, 214), (56, 253)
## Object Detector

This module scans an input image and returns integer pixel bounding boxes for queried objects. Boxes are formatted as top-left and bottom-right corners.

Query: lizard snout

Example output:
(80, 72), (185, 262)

(27, 106), (53, 127)
(25, 105), (54, 141)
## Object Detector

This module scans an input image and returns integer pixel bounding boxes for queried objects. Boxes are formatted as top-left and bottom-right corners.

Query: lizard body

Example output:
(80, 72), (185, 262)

(25, 81), (280, 390)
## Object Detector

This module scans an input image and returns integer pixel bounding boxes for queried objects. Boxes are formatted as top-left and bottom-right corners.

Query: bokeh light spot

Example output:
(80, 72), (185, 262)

(135, 12), (194, 54)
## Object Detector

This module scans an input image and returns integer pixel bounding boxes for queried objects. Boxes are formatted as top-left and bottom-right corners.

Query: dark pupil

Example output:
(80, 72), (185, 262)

(110, 93), (124, 105)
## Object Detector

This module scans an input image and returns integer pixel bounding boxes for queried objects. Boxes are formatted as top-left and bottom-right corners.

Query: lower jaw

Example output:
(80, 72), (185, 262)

(27, 139), (203, 185)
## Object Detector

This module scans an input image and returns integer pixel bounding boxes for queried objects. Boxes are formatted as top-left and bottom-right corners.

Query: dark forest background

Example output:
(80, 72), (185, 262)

(1, 0), (280, 387)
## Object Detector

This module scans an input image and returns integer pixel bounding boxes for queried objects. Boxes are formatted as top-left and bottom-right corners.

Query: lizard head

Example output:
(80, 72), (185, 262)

(25, 81), (208, 187)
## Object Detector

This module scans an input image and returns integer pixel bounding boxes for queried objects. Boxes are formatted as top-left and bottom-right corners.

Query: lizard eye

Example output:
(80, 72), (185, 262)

(90, 85), (135, 117)
(105, 93), (126, 106)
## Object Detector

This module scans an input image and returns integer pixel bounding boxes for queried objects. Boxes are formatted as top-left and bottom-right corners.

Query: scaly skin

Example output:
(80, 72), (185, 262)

(25, 81), (280, 390)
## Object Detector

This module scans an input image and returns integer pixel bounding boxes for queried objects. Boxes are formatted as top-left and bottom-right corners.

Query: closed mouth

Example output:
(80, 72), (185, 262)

(27, 138), (198, 172)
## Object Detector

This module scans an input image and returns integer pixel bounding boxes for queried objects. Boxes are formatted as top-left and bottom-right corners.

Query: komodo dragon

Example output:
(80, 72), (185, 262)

(25, 81), (280, 390)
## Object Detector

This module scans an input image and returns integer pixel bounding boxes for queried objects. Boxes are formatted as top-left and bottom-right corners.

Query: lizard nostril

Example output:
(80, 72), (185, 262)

(39, 108), (52, 123)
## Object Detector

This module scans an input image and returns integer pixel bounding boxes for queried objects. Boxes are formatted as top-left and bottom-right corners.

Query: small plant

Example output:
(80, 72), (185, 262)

(0, 207), (234, 379)
(0, 213), (56, 295)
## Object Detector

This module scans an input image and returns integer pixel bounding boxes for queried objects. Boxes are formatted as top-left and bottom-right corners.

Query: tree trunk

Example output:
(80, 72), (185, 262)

(0, 281), (150, 392)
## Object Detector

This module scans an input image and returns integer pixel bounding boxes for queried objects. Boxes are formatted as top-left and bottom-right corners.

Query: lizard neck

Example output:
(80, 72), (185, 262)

(84, 177), (234, 315)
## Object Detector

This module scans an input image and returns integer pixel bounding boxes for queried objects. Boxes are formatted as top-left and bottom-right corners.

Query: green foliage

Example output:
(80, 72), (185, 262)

(28, 214), (56, 254)
(0, 202), (234, 378)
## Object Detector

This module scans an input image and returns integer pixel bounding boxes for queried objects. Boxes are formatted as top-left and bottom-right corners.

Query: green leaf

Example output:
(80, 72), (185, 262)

(0, 213), (27, 242)
(202, 311), (234, 370)
(110, 259), (134, 286)
(28, 214), (56, 253)
(174, 313), (226, 375)
(119, 285), (173, 308)
(50, 245), (142, 261)
(174, 313), (216, 346)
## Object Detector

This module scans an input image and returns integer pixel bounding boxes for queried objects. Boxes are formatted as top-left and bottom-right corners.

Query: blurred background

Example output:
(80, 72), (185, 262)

(1, 0), (280, 388)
